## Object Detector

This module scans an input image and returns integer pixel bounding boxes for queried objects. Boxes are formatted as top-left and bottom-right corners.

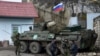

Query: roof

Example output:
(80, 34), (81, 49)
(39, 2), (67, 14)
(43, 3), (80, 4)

(0, 1), (38, 18)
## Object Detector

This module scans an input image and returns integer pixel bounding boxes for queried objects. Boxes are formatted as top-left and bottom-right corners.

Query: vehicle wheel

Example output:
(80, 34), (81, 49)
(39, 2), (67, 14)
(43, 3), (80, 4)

(60, 48), (65, 54)
(46, 44), (60, 55)
(56, 48), (61, 55)
(46, 44), (51, 55)
(29, 42), (41, 53)
(20, 41), (27, 53)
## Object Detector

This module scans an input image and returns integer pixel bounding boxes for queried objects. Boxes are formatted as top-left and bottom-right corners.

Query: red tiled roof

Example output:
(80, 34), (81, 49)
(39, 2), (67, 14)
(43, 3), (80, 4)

(0, 1), (38, 18)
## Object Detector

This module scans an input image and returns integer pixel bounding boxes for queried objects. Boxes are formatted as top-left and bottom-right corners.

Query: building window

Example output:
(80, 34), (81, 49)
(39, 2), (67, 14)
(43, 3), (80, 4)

(22, 0), (27, 2)
(12, 25), (19, 34)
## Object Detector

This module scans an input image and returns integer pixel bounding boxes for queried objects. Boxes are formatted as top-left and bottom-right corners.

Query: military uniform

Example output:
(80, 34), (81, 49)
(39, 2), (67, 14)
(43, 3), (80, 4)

(61, 40), (70, 56)
(14, 33), (21, 56)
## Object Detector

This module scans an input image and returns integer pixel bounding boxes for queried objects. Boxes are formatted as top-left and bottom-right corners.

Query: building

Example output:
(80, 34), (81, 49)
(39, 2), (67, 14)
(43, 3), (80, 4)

(0, 0), (22, 2)
(0, 1), (38, 44)
(22, 0), (32, 2)
(93, 16), (100, 46)
(87, 13), (100, 29)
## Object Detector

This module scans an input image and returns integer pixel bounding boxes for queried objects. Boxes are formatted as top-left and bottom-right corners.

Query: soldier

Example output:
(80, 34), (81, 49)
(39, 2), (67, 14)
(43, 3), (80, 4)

(29, 26), (32, 31)
(61, 39), (70, 56)
(14, 33), (21, 56)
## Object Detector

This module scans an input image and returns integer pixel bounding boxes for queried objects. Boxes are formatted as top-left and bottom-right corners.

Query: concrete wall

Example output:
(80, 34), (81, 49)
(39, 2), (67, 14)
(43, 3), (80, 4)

(0, 18), (33, 45)
(94, 17), (100, 46)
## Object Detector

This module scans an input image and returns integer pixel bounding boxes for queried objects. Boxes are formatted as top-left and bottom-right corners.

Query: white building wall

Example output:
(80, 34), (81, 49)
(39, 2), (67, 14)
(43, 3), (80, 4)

(0, 0), (22, 2)
(68, 13), (100, 29)
(0, 18), (33, 44)
(87, 13), (100, 29)
(68, 17), (78, 26)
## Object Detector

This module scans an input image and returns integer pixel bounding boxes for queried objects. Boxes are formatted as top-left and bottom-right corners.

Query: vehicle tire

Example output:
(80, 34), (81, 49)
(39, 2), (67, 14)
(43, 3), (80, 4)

(60, 48), (64, 54)
(46, 44), (60, 55)
(29, 42), (41, 53)
(56, 48), (61, 55)
(46, 44), (51, 55)
(20, 41), (27, 53)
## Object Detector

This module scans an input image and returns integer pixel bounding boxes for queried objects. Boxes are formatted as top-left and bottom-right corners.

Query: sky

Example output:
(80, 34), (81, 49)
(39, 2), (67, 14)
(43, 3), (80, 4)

(0, 0), (22, 2)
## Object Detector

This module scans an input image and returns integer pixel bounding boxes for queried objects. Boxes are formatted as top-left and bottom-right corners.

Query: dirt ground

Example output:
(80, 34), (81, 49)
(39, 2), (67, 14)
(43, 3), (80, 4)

(0, 50), (48, 56)
(1, 50), (100, 56)
(0, 46), (100, 56)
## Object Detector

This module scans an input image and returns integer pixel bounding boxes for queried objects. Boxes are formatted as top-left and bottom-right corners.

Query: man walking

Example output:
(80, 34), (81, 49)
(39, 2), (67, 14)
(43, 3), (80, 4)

(70, 40), (78, 56)
(50, 39), (57, 56)
(48, 39), (57, 56)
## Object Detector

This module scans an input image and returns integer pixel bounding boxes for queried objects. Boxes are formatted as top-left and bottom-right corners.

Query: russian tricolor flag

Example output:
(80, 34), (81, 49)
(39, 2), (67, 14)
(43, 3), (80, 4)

(53, 2), (64, 12)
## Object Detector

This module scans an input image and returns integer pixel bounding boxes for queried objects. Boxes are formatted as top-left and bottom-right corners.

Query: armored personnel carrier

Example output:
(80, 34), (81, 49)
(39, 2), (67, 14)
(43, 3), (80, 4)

(11, 1), (98, 54)
(11, 25), (97, 54)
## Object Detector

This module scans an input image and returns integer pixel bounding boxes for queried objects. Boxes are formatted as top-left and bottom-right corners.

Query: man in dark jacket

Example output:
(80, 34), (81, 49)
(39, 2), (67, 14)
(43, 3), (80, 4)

(49, 39), (57, 56)
(70, 40), (78, 56)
